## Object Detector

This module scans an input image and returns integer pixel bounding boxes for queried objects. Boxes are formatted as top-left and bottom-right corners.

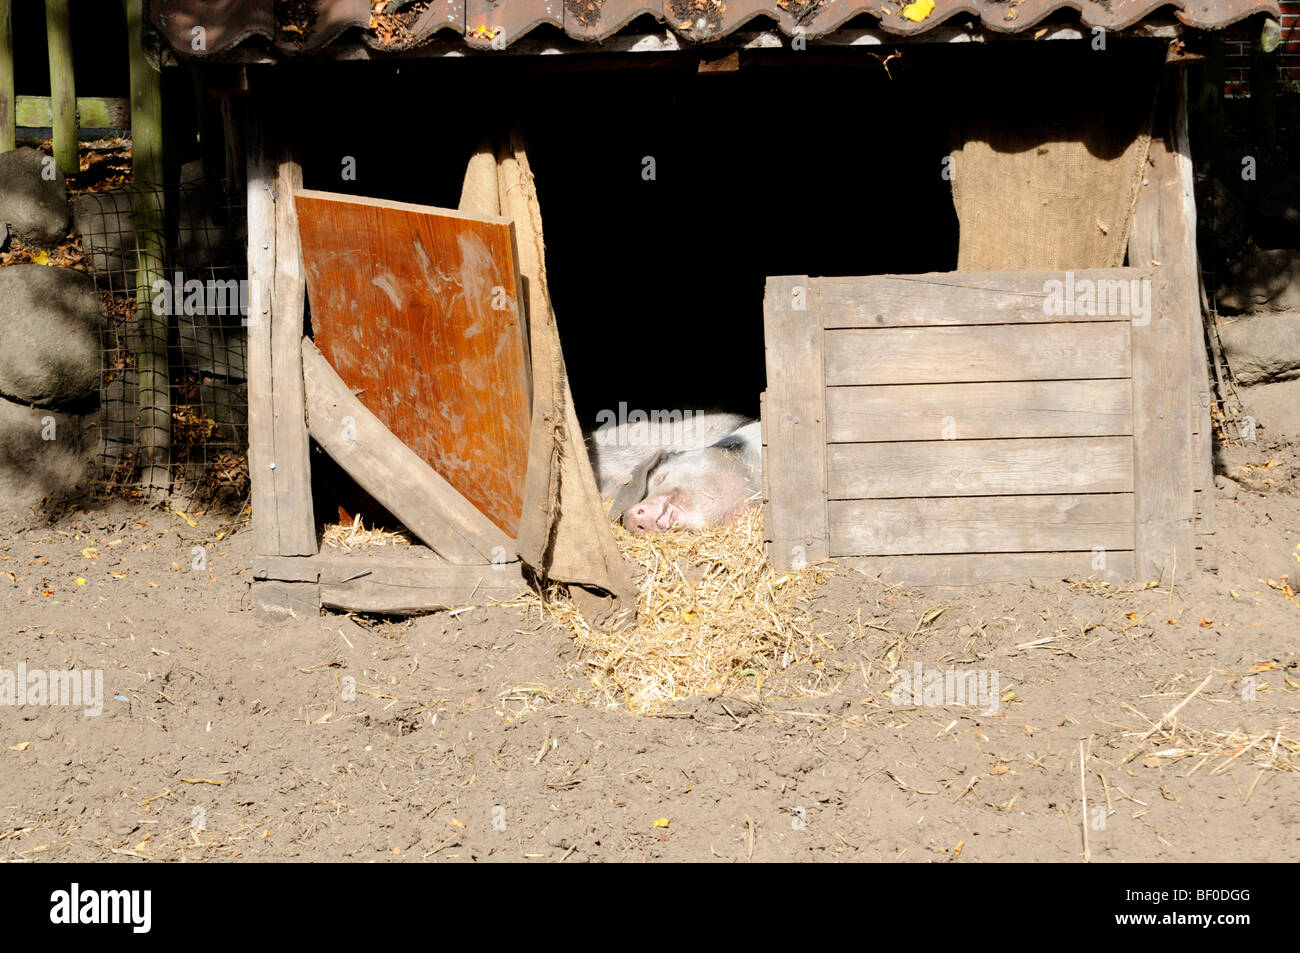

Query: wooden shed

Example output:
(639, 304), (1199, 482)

(147, 0), (1282, 617)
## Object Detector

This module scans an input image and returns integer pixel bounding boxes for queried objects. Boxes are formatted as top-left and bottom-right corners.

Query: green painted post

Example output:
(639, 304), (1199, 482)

(45, 0), (77, 173)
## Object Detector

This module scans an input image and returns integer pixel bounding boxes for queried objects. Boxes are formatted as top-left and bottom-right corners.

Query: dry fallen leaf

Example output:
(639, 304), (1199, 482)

(8, 741), (32, 751)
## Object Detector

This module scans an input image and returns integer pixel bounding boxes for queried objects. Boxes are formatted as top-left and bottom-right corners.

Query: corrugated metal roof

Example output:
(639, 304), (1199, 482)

(151, 0), (1281, 56)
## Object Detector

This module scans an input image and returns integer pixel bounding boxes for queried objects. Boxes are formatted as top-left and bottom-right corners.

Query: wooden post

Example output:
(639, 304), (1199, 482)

(124, 0), (169, 495)
(244, 87), (315, 557)
(763, 275), (829, 571)
(44, 0), (76, 174)
(1128, 74), (1198, 584)
(0, 0), (13, 153)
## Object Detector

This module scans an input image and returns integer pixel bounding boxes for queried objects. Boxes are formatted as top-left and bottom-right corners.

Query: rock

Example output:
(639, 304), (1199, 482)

(1217, 249), (1300, 314)
(1245, 155), (1300, 249)
(72, 182), (244, 287)
(70, 188), (135, 280)
(1217, 311), (1300, 385)
(97, 371), (136, 471)
(176, 317), (247, 381)
(1213, 474), (1239, 499)
(0, 265), (101, 408)
(0, 398), (93, 524)
(1196, 175), (1247, 259)
(0, 147), (71, 245)
(1239, 378), (1300, 437)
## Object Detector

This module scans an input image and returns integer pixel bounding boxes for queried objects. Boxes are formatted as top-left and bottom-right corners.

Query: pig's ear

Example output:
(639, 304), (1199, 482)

(608, 450), (667, 521)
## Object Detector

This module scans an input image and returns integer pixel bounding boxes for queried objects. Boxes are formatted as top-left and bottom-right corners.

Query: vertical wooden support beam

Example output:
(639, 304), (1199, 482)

(1171, 74), (1215, 538)
(270, 140), (316, 552)
(245, 91), (315, 556)
(763, 276), (829, 571)
(44, 0), (76, 174)
(124, 0), (169, 495)
(1128, 75), (1197, 584)
(0, 0), (14, 153)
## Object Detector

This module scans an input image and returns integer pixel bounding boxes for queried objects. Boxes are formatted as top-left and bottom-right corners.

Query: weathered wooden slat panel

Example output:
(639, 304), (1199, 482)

(823, 323), (1130, 386)
(819, 269), (1153, 328)
(825, 379), (1132, 443)
(827, 436), (1133, 499)
(296, 190), (531, 537)
(841, 551), (1135, 587)
(828, 494), (1134, 557)
(763, 276), (828, 569)
(302, 339), (512, 564)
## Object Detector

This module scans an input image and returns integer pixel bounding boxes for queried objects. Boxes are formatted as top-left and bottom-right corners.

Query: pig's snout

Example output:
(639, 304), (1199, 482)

(623, 496), (670, 534)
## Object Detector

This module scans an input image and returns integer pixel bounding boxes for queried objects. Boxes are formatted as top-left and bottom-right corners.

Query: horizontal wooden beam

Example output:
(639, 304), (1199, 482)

(829, 493), (1134, 558)
(842, 551), (1135, 587)
(819, 269), (1154, 329)
(827, 437), (1134, 499)
(14, 94), (130, 130)
(253, 551), (528, 614)
(825, 380), (1132, 443)
(823, 323), (1131, 386)
(302, 338), (514, 564)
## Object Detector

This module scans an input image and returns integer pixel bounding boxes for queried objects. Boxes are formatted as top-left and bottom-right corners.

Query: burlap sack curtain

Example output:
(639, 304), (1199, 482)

(950, 44), (1165, 272)
(458, 134), (636, 623)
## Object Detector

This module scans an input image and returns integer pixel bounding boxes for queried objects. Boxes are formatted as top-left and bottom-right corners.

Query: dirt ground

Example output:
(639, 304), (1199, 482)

(1, 438), (1297, 863)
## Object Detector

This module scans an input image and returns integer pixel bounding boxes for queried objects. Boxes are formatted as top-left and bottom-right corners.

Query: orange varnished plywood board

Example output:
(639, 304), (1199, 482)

(295, 190), (530, 537)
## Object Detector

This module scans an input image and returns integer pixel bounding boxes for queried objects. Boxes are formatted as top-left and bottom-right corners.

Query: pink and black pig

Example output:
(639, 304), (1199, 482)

(587, 411), (762, 534)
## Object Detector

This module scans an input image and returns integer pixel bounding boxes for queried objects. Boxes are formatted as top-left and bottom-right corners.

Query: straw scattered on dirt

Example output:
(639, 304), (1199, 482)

(525, 507), (837, 713)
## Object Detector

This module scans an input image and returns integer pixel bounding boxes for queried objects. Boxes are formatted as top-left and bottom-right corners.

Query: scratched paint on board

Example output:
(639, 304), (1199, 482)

(295, 190), (531, 537)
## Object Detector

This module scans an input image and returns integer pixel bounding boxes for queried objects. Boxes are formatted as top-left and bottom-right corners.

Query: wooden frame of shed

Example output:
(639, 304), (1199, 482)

(240, 25), (1215, 616)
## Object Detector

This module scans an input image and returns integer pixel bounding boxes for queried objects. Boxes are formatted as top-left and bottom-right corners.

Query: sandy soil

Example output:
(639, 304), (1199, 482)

(1, 438), (1297, 863)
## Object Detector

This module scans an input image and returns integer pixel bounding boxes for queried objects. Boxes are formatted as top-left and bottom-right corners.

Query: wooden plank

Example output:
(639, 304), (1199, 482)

(823, 323), (1130, 386)
(1172, 75), (1216, 538)
(295, 189), (531, 537)
(251, 581), (320, 623)
(759, 389), (771, 541)
(0, 0), (12, 152)
(841, 551), (1135, 588)
(13, 94), (131, 130)
(826, 380), (1132, 443)
(827, 437), (1134, 499)
(828, 494), (1134, 557)
(270, 150), (317, 555)
(302, 338), (512, 564)
(254, 551), (528, 615)
(819, 269), (1152, 328)
(245, 104), (279, 555)
(762, 275), (828, 570)
(1128, 81), (1197, 584)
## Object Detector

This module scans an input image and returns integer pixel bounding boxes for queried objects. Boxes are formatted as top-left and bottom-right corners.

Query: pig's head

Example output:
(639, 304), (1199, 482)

(621, 444), (758, 534)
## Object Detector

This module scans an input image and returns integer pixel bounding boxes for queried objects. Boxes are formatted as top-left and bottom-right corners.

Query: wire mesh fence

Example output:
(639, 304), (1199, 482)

(78, 178), (250, 509)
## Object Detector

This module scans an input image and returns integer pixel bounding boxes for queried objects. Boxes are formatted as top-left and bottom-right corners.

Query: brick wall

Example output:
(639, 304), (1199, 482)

(1224, 2), (1300, 94)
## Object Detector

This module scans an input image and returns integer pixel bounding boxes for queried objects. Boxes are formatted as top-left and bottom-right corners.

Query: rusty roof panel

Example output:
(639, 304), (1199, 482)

(151, 0), (1281, 55)
(563, 0), (663, 41)
(463, 0), (564, 47)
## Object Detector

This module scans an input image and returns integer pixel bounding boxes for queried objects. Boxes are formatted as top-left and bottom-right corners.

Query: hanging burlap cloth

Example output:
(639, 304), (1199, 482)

(950, 45), (1164, 271)
(458, 134), (636, 626)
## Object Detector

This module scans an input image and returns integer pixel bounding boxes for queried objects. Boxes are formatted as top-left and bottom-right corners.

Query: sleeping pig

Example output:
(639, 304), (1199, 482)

(586, 411), (762, 534)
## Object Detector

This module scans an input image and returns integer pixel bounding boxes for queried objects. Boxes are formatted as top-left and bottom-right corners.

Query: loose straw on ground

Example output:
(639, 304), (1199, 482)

(523, 506), (828, 713)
